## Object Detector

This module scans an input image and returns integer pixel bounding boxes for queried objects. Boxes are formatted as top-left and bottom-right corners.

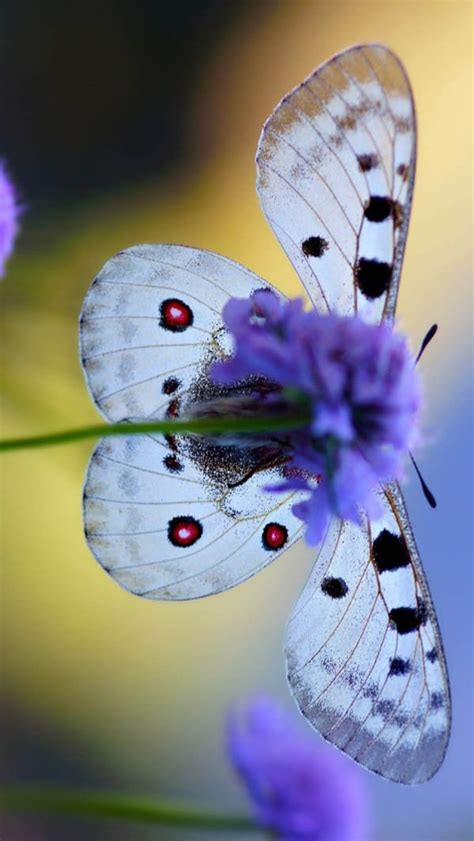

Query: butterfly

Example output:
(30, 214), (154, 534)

(80, 44), (450, 784)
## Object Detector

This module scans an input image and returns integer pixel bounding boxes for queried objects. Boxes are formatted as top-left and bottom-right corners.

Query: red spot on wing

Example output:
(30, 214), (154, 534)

(160, 298), (193, 332)
(262, 522), (288, 551)
(168, 516), (203, 547)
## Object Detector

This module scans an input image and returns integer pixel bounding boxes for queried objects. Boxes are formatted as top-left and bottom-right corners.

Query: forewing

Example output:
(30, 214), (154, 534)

(81, 245), (303, 599)
(80, 244), (276, 421)
(256, 43), (416, 323)
(285, 483), (450, 783)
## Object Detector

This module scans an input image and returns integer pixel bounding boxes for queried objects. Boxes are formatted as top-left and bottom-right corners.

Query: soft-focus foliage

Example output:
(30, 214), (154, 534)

(228, 696), (368, 840)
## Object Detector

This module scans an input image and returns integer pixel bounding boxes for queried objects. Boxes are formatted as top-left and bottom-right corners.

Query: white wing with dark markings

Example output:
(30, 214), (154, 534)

(80, 244), (274, 422)
(256, 44), (449, 781)
(81, 245), (303, 600)
(256, 43), (416, 323)
(79, 45), (450, 781)
(84, 432), (303, 601)
(286, 483), (450, 783)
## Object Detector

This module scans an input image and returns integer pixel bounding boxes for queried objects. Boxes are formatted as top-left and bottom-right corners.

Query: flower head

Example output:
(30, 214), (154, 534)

(212, 291), (421, 544)
(0, 164), (20, 277)
(227, 696), (369, 840)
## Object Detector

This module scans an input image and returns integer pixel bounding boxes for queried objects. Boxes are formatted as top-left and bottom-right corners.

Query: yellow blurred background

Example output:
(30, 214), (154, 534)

(1, 2), (472, 839)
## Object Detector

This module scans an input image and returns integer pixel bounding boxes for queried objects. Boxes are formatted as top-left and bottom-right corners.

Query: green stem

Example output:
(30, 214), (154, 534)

(0, 786), (260, 832)
(0, 411), (310, 452)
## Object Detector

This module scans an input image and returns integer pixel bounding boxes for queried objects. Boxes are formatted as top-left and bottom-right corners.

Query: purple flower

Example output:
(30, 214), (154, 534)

(212, 291), (420, 544)
(0, 164), (20, 278)
(227, 696), (369, 840)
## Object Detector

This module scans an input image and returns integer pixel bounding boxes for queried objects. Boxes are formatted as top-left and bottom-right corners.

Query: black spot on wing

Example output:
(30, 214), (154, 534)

(321, 576), (348, 599)
(364, 196), (393, 223)
(162, 377), (180, 395)
(355, 258), (392, 300)
(389, 657), (411, 676)
(426, 648), (438, 663)
(357, 153), (379, 172)
(302, 236), (329, 258)
(373, 529), (411, 573)
(389, 604), (427, 635)
(163, 454), (183, 473)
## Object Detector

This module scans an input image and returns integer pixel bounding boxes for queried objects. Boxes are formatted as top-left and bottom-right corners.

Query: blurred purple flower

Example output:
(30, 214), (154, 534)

(212, 291), (421, 544)
(0, 163), (20, 277)
(227, 696), (369, 840)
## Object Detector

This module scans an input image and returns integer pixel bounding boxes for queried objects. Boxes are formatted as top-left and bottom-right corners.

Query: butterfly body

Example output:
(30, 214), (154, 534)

(80, 45), (450, 783)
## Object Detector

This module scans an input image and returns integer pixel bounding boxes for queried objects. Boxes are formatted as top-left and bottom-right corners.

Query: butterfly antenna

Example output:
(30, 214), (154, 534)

(410, 452), (437, 508)
(415, 323), (438, 364)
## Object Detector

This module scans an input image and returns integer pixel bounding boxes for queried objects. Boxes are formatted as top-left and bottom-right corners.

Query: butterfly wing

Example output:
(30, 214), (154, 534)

(80, 245), (303, 599)
(258, 42), (448, 781)
(80, 243), (273, 423)
(84, 433), (303, 600)
(80, 51), (449, 778)
(285, 483), (450, 783)
(256, 43), (416, 323)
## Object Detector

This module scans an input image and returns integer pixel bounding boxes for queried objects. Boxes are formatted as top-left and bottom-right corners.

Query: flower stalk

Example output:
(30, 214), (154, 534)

(0, 411), (311, 453)
(0, 786), (261, 833)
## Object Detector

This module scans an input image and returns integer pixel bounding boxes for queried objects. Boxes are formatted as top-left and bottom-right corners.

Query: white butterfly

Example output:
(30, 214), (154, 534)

(80, 44), (450, 784)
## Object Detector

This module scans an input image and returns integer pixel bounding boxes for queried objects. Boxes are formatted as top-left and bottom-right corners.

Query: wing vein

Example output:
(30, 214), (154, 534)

(262, 163), (354, 268)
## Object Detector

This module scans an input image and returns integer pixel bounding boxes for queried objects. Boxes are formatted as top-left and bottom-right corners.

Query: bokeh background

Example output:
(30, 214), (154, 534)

(1, 1), (472, 839)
